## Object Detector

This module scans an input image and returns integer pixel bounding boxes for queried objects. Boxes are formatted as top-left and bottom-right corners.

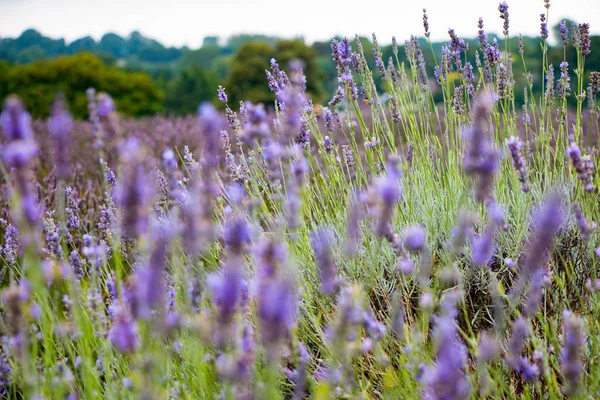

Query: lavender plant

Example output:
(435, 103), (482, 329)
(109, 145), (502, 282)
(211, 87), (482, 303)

(0, 3), (599, 399)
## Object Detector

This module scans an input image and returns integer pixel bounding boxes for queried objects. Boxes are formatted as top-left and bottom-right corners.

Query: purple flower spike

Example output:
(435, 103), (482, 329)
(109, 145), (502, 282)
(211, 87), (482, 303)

(96, 92), (115, 117)
(577, 23), (591, 55)
(403, 225), (427, 252)
(463, 92), (500, 203)
(560, 21), (569, 46)
(540, 14), (549, 40)
(217, 85), (228, 103)
(471, 224), (496, 266)
(567, 142), (595, 191)
(561, 311), (585, 395)
(573, 202), (594, 242)
(310, 228), (340, 295)
(117, 138), (152, 240)
(256, 277), (296, 357)
(506, 317), (540, 381)
(48, 98), (73, 180)
(422, 297), (471, 399)
(506, 136), (529, 192)
(108, 306), (138, 353)
(498, 2), (510, 36)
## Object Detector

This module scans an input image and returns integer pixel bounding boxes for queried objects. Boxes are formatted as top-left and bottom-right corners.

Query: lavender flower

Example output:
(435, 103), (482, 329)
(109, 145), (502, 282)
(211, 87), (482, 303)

(403, 225), (426, 252)
(589, 72), (600, 97)
(406, 35), (428, 90)
(47, 98), (73, 180)
(0, 96), (34, 142)
(557, 62), (571, 99)
(87, 88), (103, 149)
(69, 250), (85, 280)
(266, 58), (289, 96)
(518, 35), (524, 55)
(540, 14), (549, 40)
(136, 222), (173, 319)
(434, 46), (452, 85)
(374, 157), (402, 237)
(448, 28), (468, 58)
(97, 93), (115, 117)
(498, 2), (510, 36)
(222, 215), (252, 256)
(464, 62), (475, 96)
(497, 63), (509, 100)
(519, 195), (564, 316)
(207, 258), (244, 330)
(423, 9), (430, 38)
(471, 224), (496, 266)
(577, 23), (591, 55)
(0, 347), (11, 397)
(453, 86), (464, 115)
(561, 311), (585, 395)
(322, 135), (334, 154)
(477, 332), (500, 364)
(331, 38), (357, 102)
(560, 21), (569, 45)
(342, 145), (355, 170)
(573, 202), (594, 242)
(567, 142), (595, 191)
(506, 317), (540, 380)
(372, 33), (385, 77)
(329, 86), (345, 108)
(478, 18), (488, 49)
(422, 298), (471, 399)
(43, 212), (63, 259)
(506, 136), (529, 192)
(256, 276), (296, 358)
(65, 186), (81, 233)
(198, 102), (223, 168)
(310, 228), (340, 295)
(117, 138), (151, 240)
(482, 40), (501, 83)
(0, 96), (40, 226)
(217, 85), (228, 103)
(108, 306), (138, 353)
(545, 65), (555, 105)
(463, 92), (500, 202)
(2, 225), (19, 268)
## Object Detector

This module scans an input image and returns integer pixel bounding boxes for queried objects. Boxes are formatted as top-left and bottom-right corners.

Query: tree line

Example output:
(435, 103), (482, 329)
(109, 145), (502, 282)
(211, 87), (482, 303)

(1, 26), (599, 118)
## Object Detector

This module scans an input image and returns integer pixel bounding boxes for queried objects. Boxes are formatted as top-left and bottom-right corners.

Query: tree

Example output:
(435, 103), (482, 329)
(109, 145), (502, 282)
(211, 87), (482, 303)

(99, 33), (128, 58)
(179, 46), (222, 70)
(68, 36), (97, 54)
(203, 36), (219, 47)
(3, 53), (163, 118)
(164, 66), (219, 115)
(227, 41), (275, 104)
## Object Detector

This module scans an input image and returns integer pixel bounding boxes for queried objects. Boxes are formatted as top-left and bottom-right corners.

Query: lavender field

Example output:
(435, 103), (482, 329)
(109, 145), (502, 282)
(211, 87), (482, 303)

(1, 2), (600, 399)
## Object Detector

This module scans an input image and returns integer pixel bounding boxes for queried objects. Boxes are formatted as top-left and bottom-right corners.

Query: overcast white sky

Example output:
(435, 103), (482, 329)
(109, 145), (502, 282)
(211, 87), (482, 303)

(1, 0), (599, 47)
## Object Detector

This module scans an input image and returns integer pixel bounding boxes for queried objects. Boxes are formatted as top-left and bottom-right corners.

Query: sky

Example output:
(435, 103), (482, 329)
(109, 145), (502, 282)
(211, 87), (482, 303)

(1, 0), (599, 47)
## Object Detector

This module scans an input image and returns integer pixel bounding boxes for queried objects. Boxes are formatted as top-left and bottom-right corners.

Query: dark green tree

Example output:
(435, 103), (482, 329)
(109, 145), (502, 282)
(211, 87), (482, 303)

(3, 53), (163, 118)
(99, 33), (128, 58)
(164, 66), (219, 115)
(227, 41), (275, 104)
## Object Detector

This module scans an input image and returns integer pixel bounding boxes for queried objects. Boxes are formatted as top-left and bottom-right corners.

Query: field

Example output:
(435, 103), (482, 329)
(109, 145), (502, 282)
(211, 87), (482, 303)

(1, 2), (600, 399)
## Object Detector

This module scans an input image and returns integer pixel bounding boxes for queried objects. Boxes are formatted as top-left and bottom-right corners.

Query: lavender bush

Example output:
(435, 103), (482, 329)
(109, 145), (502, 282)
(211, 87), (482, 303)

(0, 2), (599, 399)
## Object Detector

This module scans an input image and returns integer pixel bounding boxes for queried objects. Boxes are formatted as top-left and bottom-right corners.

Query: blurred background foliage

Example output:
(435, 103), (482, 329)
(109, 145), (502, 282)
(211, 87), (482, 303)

(0, 27), (599, 118)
